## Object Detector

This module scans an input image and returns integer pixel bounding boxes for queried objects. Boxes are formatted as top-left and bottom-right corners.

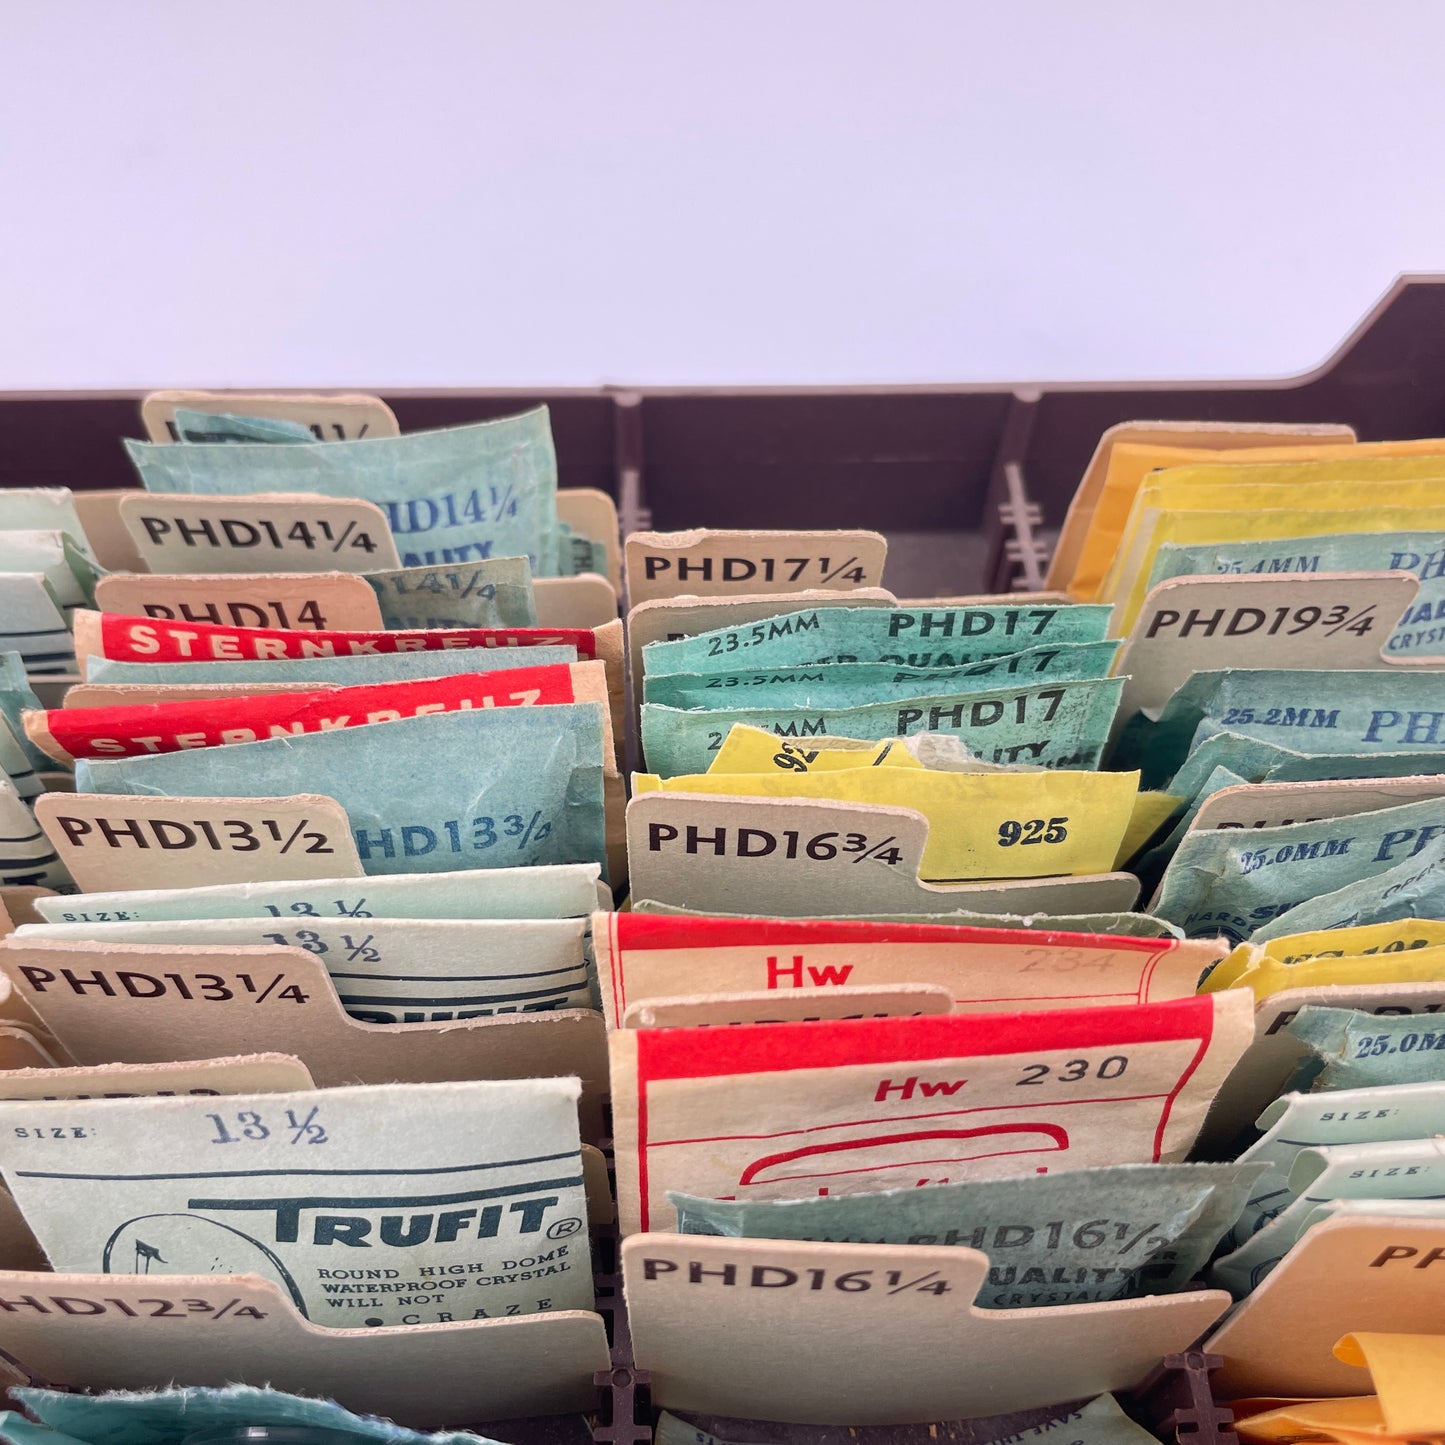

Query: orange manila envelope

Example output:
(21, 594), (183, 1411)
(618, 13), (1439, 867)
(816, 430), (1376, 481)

(1049, 422), (1356, 595)
(594, 912), (1225, 1028)
(610, 990), (1253, 1233)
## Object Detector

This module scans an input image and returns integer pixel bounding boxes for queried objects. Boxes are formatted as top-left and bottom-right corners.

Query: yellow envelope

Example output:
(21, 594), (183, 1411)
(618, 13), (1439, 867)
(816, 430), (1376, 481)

(1071, 437), (1445, 601)
(1203, 944), (1445, 1003)
(707, 724), (925, 774)
(631, 767), (1141, 879)
(1232, 1394), (1392, 1445)
(1336, 1332), (1445, 1438)
(1117, 791), (1183, 868)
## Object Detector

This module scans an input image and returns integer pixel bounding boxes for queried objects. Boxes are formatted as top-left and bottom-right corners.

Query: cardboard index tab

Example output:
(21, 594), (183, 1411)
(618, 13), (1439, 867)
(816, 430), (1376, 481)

(1112, 572), (1418, 728)
(118, 492), (402, 574)
(623, 1233), (1229, 1425)
(141, 389), (400, 442)
(1205, 1214), (1445, 1399)
(626, 792), (1140, 916)
(625, 530), (888, 605)
(619, 983), (955, 1028)
(93, 572), (385, 633)
(0, 1270), (606, 1426)
(0, 938), (609, 1137)
(33, 793), (363, 891)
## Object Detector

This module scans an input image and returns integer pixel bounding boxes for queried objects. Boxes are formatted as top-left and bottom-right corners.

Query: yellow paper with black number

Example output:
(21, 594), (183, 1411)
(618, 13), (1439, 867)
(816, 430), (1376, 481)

(1202, 942), (1445, 1003)
(631, 767), (1141, 880)
(707, 724), (925, 774)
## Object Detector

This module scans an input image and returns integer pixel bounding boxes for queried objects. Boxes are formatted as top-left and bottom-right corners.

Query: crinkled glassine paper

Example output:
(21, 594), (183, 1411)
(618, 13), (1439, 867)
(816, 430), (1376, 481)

(0, 1078), (591, 1324)
(1287, 1005), (1445, 1091)
(642, 676), (1124, 777)
(85, 643), (580, 688)
(129, 409), (559, 572)
(1153, 795), (1445, 942)
(642, 604), (1113, 676)
(671, 1160), (1265, 1307)
(16, 916), (593, 1022)
(366, 557), (537, 630)
(34, 862), (605, 925)
(76, 704), (608, 877)
(642, 640), (1121, 709)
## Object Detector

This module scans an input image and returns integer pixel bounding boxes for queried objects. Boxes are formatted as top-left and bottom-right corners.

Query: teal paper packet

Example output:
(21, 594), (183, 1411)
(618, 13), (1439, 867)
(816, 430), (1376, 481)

(173, 407), (316, 443)
(76, 704), (608, 877)
(0, 488), (94, 562)
(1286, 1005), (1445, 1091)
(1152, 794), (1445, 942)
(641, 604), (1115, 675)
(5, 1383), (504, 1445)
(17, 916), (594, 1021)
(0, 777), (70, 890)
(0, 716), (40, 801)
(555, 521), (609, 577)
(0, 531), (98, 612)
(1124, 669), (1445, 788)
(1249, 833), (1445, 940)
(0, 574), (73, 673)
(35, 862), (606, 924)
(1222, 1080), (1445, 1248)
(85, 643), (579, 687)
(127, 408), (559, 572)
(641, 640), (1122, 709)
(629, 899), (1181, 937)
(1147, 530), (1445, 660)
(0, 653), (49, 771)
(670, 1161), (1265, 1308)
(641, 676), (1124, 778)
(1211, 1137), (1445, 1297)
(366, 556), (537, 630)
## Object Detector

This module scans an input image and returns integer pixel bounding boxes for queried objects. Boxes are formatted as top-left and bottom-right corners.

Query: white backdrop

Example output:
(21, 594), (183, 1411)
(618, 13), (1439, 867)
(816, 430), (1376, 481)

(2, 1), (1441, 389)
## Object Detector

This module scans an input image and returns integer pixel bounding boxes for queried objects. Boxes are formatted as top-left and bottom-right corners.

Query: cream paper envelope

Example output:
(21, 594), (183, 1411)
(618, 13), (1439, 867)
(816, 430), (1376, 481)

(33, 862), (606, 925)
(26, 660), (612, 766)
(1049, 422), (1356, 595)
(1111, 573), (1417, 735)
(626, 588), (896, 726)
(0, 1270), (607, 1424)
(33, 793), (363, 892)
(141, 390), (400, 442)
(622, 1233), (1229, 1425)
(0, 1078), (591, 1325)
(73, 608), (627, 761)
(1195, 981), (1445, 1158)
(0, 938), (609, 1138)
(16, 916), (594, 1023)
(626, 793), (1140, 916)
(594, 912), (1223, 1028)
(1189, 775), (1445, 834)
(0, 1055), (316, 1099)
(533, 575), (618, 627)
(118, 492), (402, 574)
(1205, 1214), (1445, 1399)
(557, 487), (621, 588)
(624, 529), (887, 605)
(72, 490), (146, 572)
(610, 990), (1253, 1233)
(93, 572), (384, 633)
(620, 983), (954, 1028)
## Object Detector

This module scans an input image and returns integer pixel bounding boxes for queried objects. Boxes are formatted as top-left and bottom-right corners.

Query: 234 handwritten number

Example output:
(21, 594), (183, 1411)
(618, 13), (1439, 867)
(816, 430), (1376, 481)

(997, 816), (1068, 846)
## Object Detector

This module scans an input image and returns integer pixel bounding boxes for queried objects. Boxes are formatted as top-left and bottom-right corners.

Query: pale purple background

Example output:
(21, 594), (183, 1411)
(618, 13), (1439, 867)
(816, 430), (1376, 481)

(1, 1), (1439, 387)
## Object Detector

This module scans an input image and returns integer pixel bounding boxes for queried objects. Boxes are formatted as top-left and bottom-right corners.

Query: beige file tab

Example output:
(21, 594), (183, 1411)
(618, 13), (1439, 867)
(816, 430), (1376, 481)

(0, 889), (51, 930)
(0, 1027), (56, 1071)
(72, 490), (147, 572)
(625, 530), (888, 606)
(1046, 421), (1357, 593)
(626, 588), (896, 721)
(0, 1054), (315, 1099)
(34, 793), (364, 892)
(94, 571), (384, 633)
(1189, 774), (1445, 835)
(1194, 980), (1445, 1156)
(558, 487), (622, 588)
(0, 938), (608, 1138)
(596, 910), (1221, 1028)
(119, 492), (402, 574)
(626, 792), (1140, 916)
(623, 1234), (1229, 1425)
(1111, 573), (1416, 728)
(142, 389), (400, 442)
(620, 983), (954, 1029)
(1205, 1214), (1445, 1399)
(0, 1269), (606, 1425)
(534, 574), (619, 627)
